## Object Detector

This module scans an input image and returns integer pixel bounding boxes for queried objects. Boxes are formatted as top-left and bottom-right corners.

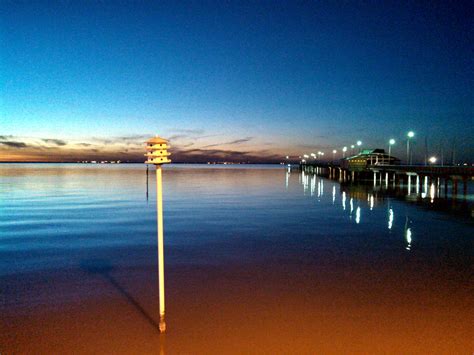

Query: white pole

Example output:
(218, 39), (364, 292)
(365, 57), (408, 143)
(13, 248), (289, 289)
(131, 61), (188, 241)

(156, 165), (166, 332)
(406, 139), (410, 164)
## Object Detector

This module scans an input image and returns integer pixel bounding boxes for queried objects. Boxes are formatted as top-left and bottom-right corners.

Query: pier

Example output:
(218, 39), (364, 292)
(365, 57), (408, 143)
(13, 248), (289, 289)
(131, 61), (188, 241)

(300, 162), (474, 197)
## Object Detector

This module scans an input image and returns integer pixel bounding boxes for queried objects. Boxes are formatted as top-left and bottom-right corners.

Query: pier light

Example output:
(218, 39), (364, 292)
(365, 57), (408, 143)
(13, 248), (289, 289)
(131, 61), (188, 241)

(357, 141), (362, 146)
(145, 136), (171, 333)
(304, 154), (309, 158)
(406, 131), (415, 164)
(310, 153), (316, 158)
(429, 156), (437, 164)
(342, 146), (347, 158)
(388, 139), (396, 157)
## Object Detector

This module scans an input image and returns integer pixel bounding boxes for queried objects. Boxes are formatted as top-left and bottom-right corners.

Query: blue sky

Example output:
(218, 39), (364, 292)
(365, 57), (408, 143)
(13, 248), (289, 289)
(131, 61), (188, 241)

(1, 1), (472, 162)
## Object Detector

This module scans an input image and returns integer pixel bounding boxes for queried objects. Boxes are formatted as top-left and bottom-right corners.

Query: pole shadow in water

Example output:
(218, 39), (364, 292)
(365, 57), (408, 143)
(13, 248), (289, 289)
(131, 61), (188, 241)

(80, 259), (162, 333)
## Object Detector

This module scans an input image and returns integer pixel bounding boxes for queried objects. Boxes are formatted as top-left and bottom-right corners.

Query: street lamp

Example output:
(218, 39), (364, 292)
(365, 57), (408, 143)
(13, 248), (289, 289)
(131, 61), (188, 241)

(388, 139), (395, 157)
(356, 141), (362, 153)
(332, 149), (337, 161)
(145, 136), (171, 333)
(429, 156), (437, 164)
(350, 144), (355, 155)
(407, 131), (415, 164)
(342, 146), (347, 158)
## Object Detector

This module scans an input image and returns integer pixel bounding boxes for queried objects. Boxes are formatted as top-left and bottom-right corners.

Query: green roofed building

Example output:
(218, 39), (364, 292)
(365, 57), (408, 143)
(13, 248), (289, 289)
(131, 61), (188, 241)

(341, 149), (400, 171)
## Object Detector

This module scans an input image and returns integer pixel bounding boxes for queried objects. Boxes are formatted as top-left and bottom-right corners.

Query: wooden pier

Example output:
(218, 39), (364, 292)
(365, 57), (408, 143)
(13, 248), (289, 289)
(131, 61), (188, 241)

(300, 162), (474, 197)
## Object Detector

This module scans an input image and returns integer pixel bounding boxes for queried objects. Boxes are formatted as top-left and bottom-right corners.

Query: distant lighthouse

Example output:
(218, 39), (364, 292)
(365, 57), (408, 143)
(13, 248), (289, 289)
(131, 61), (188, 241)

(145, 136), (171, 333)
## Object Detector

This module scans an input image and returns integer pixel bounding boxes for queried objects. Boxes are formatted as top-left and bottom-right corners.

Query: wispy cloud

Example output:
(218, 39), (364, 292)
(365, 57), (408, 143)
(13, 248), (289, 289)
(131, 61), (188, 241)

(0, 141), (28, 148)
(0, 134), (283, 163)
(168, 134), (188, 141)
(169, 128), (205, 135)
(202, 137), (253, 148)
(42, 138), (67, 146)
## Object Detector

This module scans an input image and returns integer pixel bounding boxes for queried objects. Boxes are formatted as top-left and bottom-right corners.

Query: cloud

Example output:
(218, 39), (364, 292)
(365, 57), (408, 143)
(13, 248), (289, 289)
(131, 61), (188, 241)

(168, 134), (188, 141)
(202, 137), (253, 148)
(76, 143), (92, 147)
(115, 134), (150, 141)
(169, 128), (205, 135)
(0, 141), (28, 148)
(42, 138), (67, 146)
(171, 146), (281, 163)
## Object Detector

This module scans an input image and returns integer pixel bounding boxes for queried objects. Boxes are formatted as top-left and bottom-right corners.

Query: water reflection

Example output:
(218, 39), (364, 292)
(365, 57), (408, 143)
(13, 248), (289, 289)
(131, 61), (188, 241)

(405, 217), (413, 251)
(388, 208), (394, 229)
(295, 169), (473, 221)
(294, 168), (473, 251)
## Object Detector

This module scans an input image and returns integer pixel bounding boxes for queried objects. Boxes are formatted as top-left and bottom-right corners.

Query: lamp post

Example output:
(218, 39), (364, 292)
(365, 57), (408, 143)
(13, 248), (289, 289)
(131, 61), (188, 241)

(342, 146), (347, 158)
(356, 140), (362, 153)
(332, 149), (337, 162)
(145, 136), (171, 333)
(407, 131), (415, 164)
(429, 156), (437, 164)
(350, 145), (355, 155)
(388, 139), (395, 157)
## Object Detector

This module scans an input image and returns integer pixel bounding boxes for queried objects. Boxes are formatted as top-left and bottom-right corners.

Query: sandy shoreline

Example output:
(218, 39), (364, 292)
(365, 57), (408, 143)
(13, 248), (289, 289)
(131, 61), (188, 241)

(2, 256), (472, 354)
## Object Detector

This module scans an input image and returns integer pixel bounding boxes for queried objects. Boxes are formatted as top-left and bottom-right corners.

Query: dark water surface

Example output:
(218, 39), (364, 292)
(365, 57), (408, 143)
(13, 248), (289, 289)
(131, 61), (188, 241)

(1, 164), (472, 354)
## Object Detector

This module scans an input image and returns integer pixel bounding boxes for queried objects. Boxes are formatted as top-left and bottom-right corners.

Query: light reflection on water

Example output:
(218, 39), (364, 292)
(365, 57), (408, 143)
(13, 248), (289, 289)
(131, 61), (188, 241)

(1, 163), (473, 353)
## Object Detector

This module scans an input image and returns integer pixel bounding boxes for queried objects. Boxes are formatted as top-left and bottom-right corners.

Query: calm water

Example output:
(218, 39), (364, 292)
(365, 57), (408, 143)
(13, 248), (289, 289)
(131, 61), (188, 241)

(1, 164), (472, 354)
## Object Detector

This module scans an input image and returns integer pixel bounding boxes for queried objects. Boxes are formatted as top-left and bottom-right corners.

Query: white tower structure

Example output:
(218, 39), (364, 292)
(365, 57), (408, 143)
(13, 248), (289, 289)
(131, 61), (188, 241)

(145, 136), (171, 332)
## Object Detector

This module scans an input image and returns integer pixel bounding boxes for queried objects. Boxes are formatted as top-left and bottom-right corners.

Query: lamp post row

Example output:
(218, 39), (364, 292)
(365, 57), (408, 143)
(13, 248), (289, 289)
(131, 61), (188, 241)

(293, 131), (438, 165)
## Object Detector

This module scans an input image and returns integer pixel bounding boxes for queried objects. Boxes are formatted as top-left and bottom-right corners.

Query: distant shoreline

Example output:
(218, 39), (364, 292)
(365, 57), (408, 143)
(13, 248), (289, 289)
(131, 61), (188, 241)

(0, 161), (284, 165)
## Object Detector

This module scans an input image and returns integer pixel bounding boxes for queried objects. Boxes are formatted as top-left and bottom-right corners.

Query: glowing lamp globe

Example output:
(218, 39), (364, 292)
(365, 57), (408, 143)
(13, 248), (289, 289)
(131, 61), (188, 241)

(145, 136), (171, 165)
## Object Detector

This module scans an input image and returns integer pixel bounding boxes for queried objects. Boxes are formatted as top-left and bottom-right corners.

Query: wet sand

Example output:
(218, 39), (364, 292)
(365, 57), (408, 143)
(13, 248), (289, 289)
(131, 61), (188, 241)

(2, 246), (472, 354)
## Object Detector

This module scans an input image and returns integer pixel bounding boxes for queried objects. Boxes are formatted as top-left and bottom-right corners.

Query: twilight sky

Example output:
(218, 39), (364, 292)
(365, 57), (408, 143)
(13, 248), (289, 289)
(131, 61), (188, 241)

(1, 1), (473, 162)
